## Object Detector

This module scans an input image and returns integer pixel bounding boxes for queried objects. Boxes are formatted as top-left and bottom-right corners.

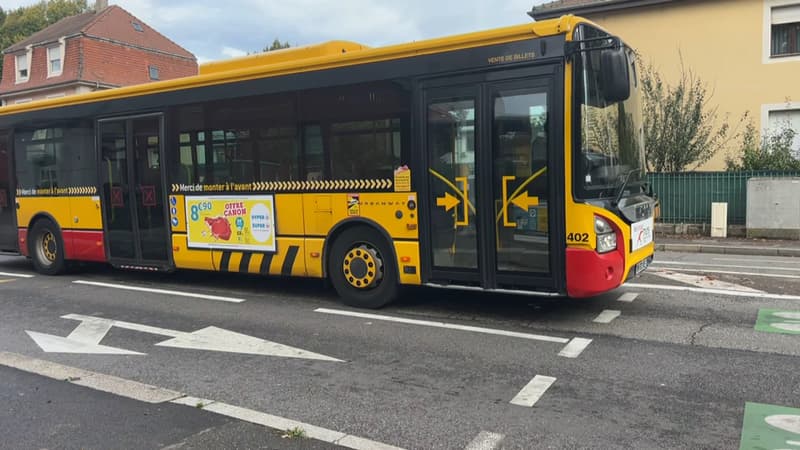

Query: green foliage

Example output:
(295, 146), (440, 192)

(264, 38), (290, 52)
(725, 120), (800, 171)
(0, 0), (90, 80)
(640, 56), (738, 172)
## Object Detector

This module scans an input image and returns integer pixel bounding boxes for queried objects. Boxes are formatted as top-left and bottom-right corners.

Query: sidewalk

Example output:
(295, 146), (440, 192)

(655, 235), (800, 257)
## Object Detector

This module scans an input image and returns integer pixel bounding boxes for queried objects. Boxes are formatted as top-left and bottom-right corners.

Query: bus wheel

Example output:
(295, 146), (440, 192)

(30, 219), (67, 275)
(329, 226), (398, 309)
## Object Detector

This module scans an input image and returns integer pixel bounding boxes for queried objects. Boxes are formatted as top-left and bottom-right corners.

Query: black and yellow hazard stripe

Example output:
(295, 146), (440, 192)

(211, 244), (302, 276)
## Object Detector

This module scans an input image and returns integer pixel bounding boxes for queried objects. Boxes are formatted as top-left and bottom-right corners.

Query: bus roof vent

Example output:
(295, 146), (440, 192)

(199, 40), (369, 75)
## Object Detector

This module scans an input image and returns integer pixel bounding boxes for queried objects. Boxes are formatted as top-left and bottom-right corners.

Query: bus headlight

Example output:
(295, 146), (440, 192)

(595, 216), (617, 253)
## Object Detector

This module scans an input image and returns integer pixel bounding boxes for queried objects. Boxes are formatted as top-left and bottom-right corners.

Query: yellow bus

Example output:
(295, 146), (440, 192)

(0, 15), (655, 308)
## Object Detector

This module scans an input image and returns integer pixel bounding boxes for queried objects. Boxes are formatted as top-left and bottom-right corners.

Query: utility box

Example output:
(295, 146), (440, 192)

(711, 202), (728, 238)
(746, 178), (800, 240)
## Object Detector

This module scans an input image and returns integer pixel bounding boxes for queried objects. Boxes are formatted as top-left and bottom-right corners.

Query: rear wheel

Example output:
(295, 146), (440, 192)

(29, 219), (67, 275)
(329, 226), (398, 309)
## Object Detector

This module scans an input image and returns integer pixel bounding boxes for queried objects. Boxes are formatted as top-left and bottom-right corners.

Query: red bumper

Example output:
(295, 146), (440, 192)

(565, 247), (625, 298)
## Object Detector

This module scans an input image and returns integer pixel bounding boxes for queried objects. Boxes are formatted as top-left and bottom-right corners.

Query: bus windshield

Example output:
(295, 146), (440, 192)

(574, 28), (646, 201)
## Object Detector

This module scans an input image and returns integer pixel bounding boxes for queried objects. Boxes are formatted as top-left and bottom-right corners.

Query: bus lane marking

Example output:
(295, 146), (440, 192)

(0, 271), (34, 278)
(510, 375), (556, 407)
(464, 431), (505, 450)
(651, 271), (764, 292)
(26, 314), (343, 361)
(315, 308), (592, 358)
(72, 280), (245, 303)
(593, 310), (621, 323)
(656, 267), (800, 280)
(653, 261), (800, 272)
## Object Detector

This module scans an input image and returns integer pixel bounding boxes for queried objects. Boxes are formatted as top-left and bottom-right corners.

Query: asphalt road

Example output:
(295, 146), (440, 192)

(0, 250), (798, 449)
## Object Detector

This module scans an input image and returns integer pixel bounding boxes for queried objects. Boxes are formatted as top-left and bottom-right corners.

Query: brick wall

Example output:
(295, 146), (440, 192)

(80, 38), (196, 85)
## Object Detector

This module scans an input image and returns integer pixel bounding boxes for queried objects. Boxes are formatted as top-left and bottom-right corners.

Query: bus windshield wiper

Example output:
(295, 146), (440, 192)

(613, 169), (639, 205)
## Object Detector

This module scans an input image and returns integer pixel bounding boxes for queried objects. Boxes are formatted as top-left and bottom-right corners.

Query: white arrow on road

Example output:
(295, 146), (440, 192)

(26, 314), (342, 362)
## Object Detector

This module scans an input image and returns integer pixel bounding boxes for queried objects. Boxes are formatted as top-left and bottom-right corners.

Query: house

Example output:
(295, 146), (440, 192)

(530, 0), (800, 170)
(0, 0), (197, 106)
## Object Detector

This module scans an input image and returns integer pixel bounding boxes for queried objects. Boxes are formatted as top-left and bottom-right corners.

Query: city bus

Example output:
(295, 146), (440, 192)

(0, 15), (655, 308)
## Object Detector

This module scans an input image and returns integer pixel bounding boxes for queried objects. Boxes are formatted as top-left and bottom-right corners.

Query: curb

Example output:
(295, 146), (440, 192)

(656, 243), (800, 257)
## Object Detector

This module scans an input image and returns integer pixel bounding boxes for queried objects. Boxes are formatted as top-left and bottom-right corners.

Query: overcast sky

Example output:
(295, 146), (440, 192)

(3, 0), (550, 63)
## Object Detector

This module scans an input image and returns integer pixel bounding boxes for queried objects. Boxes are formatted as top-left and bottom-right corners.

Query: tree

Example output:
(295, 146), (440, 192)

(725, 120), (800, 171)
(263, 39), (290, 52)
(0, 0), (90, 80)
(640, 56), (739, 172)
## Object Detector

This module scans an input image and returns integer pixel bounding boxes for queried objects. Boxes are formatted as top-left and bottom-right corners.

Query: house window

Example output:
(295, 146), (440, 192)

(47, 45), (63, 76)
(767, 108), (800, 157)
(132, 21), (144, 32)
(149, 65), (159, 80)
(16, 54), (29, 82)
(770, 4), (800, 57)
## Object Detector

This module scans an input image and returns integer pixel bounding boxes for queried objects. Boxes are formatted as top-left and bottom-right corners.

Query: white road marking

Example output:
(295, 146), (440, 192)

(0, 279), (15, 283)
(593, 310), (621, 323)
(186, 401), (406, 450)
(25, 331), (145, 355)
(67, 316), (113, 344)
(314, 308), (569, 344)
(624, 283), (800, 301)
(510, 375), (556, 407)
(786, 440), (800, 446)
(0, 271), (34, 278)
(464, 431), (505, 450)
(72, 280), (245, 303)
(0, 352), (402, 450)
(558, 337), (592, 358)
(60, 314), (343, 361)
(652, 270), (765, 293)
(0, 352), (180, 402)
(617, 292), (638, 302)
(653, 261), (800, 272)
(656, 267), (800, 280)
(712, 257), (800, 265)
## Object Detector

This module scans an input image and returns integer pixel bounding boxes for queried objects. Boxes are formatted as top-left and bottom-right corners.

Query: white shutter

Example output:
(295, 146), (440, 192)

(772, 5), (800, 25)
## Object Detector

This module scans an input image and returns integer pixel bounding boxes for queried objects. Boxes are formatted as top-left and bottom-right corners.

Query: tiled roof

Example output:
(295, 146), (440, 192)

(530, 0), (676, 20)
(4, 9), (105, 53)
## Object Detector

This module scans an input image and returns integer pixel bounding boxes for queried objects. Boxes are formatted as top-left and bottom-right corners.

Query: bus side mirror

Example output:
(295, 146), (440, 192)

(600, 47), (630, 103)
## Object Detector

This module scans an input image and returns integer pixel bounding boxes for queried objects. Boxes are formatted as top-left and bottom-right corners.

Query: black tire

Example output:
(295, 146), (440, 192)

(328, 226), (398, 309)
(29, 219), (67, 275)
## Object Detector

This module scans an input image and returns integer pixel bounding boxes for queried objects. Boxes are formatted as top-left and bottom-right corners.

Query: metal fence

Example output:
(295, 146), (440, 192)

(647, 171), (800, 225)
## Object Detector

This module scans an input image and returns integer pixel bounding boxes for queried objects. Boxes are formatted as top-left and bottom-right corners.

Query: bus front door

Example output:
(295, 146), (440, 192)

(98, 115), (170, 269)
(421, 71), (564, 294)
(0, 130), (18, 253)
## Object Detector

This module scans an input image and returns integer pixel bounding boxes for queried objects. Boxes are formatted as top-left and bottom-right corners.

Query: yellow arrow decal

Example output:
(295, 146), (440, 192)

(511, 191), (539, 210)
(436, 192), (459, 212)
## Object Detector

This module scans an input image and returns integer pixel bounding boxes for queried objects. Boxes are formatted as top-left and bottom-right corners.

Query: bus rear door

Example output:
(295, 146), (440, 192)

(98, 115), (171, 269)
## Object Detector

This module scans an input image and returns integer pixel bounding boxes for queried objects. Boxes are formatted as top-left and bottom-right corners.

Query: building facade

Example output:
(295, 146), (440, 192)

(531, 0), (800, 170)
(0, 2), (197, 106)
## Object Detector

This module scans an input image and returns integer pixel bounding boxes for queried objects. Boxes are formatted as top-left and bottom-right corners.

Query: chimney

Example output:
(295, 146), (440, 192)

(94, 0), (108, 11)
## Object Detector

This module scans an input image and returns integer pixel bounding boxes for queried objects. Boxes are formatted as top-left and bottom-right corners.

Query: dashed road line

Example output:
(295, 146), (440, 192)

(72, 280), (246, 303)
(464, 431), (505, 450)
(510, 375), (556, 407)
(617, 292), (638, 302)
(558, 337), (593, 358)
(625, 283), (800, 301)
(593, 310), (621, 324)
(0, 271), (34, 278)
(0, 352), (404, 450)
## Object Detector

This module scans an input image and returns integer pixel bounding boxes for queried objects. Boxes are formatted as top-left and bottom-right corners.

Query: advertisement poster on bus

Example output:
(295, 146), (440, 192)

(185, 195), (276, 252)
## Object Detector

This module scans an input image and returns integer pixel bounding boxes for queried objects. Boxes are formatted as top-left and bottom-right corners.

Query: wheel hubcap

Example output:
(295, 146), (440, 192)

(39, 231), (57, 264)
(342, 244), (383, 289)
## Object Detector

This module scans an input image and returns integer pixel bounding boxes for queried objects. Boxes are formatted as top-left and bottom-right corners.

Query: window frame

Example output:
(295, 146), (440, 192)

(149, 65), (159, 81)
(47, 43), (64, 77)
(763, 0), (800, 63)
(15, 52), (30, 83)
(761, 101), (800, 154)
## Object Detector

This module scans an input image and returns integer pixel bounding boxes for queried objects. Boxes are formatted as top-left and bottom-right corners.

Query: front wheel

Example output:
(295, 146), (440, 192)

(328, 226), (398, 309)
(29, 219), (67, 275)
